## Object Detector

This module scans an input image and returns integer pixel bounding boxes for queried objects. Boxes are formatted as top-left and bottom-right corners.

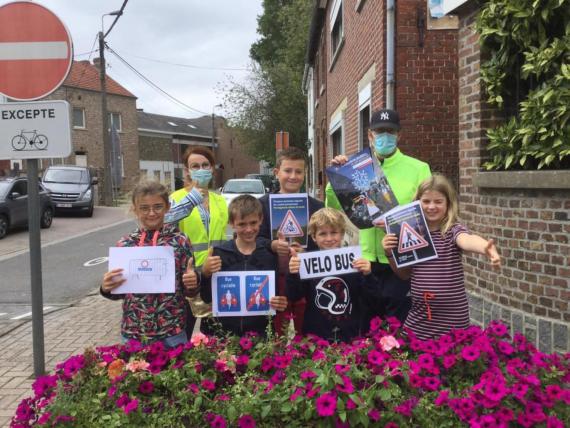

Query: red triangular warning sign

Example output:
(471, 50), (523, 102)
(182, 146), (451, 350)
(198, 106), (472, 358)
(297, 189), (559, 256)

(398, 222), (429, 253)
(279, 209), (304, 237)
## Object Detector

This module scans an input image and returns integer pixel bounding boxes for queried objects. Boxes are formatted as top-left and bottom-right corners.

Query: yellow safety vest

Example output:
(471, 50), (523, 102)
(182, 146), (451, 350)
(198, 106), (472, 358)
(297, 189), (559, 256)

(169, 189), (229, 267)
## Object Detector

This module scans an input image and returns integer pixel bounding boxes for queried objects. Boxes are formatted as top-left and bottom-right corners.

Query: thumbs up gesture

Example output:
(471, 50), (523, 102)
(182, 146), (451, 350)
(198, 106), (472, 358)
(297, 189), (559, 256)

(289, 247), (301, 274)
(182, 257), (199, 295)
(202, 247), (222, 277)
(272, 231), (290, 258)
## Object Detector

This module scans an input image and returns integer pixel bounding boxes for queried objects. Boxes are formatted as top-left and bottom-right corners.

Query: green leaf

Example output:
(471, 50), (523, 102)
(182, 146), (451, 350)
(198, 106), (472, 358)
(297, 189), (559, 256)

(262, 405), (271, 418)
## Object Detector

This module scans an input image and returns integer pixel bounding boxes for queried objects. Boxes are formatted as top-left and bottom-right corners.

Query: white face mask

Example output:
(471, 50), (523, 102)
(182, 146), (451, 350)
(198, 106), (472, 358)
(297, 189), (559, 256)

(190, 169), (212, 186)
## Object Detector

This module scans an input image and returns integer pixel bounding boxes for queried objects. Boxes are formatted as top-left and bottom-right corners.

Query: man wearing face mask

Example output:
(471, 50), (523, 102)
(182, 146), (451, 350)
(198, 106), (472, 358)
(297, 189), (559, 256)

(325, 108), (431, 324)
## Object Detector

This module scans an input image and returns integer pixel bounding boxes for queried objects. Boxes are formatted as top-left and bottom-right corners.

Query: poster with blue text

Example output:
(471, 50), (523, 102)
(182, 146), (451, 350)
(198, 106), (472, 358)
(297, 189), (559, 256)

(212, 271), (275, 317)
(325, 147), (398, 229)
(269, 193), (309, 247)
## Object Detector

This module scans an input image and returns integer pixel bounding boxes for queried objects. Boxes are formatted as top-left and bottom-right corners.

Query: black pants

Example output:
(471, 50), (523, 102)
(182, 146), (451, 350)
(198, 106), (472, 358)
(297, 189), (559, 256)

(364, 262), (411, 325)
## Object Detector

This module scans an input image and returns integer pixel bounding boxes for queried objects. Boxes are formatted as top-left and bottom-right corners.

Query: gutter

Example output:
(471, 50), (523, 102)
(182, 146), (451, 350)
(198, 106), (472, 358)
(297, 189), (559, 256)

(386, 0), (396, 109)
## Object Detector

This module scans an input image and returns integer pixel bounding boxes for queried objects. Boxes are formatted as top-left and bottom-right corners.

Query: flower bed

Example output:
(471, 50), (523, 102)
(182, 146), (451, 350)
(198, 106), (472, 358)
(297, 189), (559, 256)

(11, 318), (570, 427)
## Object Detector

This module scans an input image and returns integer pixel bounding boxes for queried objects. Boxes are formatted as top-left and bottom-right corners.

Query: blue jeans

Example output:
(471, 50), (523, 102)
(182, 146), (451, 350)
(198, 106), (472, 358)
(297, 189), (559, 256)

(122, 331), (188, 349)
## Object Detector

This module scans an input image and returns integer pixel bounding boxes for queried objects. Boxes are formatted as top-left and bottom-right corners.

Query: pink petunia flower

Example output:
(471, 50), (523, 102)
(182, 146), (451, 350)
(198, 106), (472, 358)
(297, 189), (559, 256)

(236, 355), (249, 366)
(238, 414), (256, 428)
(126, 359), (150, 372)
(346, 398), (357, 410)
(290, 387), (303, 402)
(546, 416), (565, 428)
(201, 379), (216, 391)
(300, 370), (317, 380)
(434, 390), (449, 406)
(138, 381), (154, 395)
(191, 332), (209, 347)
(367, 350), (384, 366)
(315, 392), (337, 417)
(368, 408), (381, 421)
(239, 337), (253, 350)
(123, 398), (138, 414)
(210, 414), (227, 428)
(422, 376), (441, 391)
(461, 345), (481, 362)
(379, 335), (400, 352)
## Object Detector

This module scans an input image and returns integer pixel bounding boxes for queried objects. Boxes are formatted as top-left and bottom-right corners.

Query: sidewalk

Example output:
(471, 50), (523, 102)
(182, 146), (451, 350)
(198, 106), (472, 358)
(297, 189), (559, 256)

(0, 292), (122, 427)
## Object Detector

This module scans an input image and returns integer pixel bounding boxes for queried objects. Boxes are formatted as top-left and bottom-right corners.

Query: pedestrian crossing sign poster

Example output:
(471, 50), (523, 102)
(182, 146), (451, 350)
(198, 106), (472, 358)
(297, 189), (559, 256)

(385, 201), (438, 268)
(269, 193), (309, 247)
(212, 271), (275, 317)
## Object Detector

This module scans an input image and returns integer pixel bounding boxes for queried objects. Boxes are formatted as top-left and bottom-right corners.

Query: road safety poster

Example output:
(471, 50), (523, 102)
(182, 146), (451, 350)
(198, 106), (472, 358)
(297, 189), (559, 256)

(384, 201), (438, 267)
(108, 246), (175, 294)
(269, 193), (309, 247)
(212, 271), (276, 317)
(325, 147), (398, 229)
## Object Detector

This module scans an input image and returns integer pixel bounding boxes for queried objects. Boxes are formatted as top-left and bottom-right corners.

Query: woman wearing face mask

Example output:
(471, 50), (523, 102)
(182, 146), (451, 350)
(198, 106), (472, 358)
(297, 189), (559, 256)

(325, 108), (431, 326)
(166, 146), (229, 335)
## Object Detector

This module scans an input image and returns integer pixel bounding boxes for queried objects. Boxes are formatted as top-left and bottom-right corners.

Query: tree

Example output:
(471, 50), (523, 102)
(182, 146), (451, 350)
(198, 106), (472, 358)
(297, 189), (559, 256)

(222, 0), (312, 164)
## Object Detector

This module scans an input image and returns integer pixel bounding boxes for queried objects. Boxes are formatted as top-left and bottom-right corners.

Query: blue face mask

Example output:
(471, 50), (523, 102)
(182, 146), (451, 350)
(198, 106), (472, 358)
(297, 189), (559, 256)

(374, 133), (397, 156)
(190, 169), (212, 186)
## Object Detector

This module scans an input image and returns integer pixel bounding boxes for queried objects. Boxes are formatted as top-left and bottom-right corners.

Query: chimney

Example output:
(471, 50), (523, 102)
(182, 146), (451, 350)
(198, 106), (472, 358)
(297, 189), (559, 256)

(92, 57), (101, 69)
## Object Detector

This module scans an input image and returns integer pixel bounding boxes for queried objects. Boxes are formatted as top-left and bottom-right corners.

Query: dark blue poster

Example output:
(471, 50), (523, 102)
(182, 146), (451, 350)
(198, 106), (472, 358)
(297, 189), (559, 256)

(245, 274), (270, 312)
(216, 275), (240, 313)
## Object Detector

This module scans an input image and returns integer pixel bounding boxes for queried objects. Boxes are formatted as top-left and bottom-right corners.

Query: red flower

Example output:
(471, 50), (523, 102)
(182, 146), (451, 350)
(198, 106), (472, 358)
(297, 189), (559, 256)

(315, 392), (337, 417)
(238, 414), (256, 428)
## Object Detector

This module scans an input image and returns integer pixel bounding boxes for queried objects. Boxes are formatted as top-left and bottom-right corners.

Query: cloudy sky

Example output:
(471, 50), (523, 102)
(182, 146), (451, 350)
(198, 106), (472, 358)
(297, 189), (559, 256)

(39, 0), (263, 119)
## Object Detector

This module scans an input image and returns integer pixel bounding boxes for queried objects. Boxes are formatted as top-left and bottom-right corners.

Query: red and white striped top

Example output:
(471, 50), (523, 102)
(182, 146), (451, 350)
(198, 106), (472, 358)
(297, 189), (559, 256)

(404, 223), (470, 340)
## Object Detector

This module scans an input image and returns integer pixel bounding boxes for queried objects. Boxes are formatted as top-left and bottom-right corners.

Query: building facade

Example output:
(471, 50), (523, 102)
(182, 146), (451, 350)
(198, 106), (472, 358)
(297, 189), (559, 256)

(305, 0), (459, 199)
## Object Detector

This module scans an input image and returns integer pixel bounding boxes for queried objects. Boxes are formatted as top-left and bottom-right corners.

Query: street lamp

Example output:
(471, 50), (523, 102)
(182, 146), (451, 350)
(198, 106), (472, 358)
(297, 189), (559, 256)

(99, 10), (122, 206)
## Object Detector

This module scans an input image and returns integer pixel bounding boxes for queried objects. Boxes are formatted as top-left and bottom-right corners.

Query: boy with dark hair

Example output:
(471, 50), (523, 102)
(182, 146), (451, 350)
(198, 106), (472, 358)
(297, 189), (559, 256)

(200, 195), (287, 337)
(287, 208), (381, 342)
(258, 147), (324, 335)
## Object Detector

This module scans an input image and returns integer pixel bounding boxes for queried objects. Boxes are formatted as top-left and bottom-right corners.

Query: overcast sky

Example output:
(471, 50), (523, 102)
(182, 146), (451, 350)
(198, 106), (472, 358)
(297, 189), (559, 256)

(38, 0), (263, 119)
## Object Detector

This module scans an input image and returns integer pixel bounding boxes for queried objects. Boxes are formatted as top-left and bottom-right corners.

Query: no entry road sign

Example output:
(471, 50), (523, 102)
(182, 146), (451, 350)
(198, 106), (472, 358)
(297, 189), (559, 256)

(0, 1), (73, 101)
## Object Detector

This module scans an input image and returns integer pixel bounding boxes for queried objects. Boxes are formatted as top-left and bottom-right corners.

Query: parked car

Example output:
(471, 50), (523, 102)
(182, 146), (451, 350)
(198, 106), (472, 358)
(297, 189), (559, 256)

(41, 166), (97, 217)
(220, 178), (266, 206)
(245, 173), (279, 192)
(0, 177), (54, 239)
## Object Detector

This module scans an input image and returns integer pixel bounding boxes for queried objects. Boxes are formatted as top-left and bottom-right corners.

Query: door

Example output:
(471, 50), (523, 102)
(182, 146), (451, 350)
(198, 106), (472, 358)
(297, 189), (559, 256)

(8, 180), (28, 227)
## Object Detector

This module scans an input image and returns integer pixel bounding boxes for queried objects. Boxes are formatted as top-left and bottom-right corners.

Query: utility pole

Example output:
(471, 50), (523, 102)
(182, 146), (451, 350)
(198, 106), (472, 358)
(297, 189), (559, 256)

(98, 31), (113, 206)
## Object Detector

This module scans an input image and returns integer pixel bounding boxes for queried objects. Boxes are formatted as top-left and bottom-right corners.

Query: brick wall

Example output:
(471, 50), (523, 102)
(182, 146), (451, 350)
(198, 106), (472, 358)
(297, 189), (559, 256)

(314, 0), (458, 185)
(457, 5), (569, 353)
(139, 135), (172, 161)
(215, 119), (260, 185)
(43, 86), (140, 194)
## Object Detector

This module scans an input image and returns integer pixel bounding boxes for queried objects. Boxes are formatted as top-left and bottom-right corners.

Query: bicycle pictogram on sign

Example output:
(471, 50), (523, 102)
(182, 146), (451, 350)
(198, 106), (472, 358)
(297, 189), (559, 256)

(11, 130), (49, 151)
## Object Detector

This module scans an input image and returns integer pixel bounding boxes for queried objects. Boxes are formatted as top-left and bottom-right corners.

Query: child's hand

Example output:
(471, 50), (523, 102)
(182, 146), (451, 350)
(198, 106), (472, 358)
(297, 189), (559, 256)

(289, 247), (301, 274)
(485, 239), (501, 267)
(352, 258), (372, 275)
(290, 241), (304, 254)
(330, 155), (348, 166)
(382, 233), (398, 255)
(270, 296), (288, 312)
(102, 268), (125, 293)
(182, 257), (199, 295)
(202, 247), (222, 277)
(272, 232), (290, 257)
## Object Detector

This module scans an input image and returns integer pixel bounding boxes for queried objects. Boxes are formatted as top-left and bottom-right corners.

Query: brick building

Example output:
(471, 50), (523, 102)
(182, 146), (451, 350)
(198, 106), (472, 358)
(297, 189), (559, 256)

(443, 0), (569, 353)
(138, 111), (260, 191)
(304, 0), (459, 199)
(38, 60), (139, 195)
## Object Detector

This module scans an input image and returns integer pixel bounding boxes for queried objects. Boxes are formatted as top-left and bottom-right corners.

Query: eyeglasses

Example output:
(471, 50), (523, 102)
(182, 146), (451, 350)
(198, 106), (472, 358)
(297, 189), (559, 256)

(189, 162), (212, 171)
(138, 204), (166, 214)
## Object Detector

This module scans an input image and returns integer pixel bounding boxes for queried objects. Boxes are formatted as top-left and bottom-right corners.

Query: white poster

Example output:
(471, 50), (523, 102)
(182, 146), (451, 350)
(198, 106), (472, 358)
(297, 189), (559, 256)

(298, 246), (362, 279)
(108, 246), (175, 294)
(212, 271), (275, 317)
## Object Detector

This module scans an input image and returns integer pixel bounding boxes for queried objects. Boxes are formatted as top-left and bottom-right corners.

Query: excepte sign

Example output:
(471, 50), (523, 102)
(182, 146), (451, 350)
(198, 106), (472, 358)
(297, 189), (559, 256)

(298, 246), (362, 279)
(0, 100), (72, 160)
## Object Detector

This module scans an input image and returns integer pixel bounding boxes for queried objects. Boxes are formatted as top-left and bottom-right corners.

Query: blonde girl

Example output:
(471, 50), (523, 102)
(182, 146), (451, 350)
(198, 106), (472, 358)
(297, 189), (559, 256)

(100, 180), (200, 348)
(382, 174), (500, 340)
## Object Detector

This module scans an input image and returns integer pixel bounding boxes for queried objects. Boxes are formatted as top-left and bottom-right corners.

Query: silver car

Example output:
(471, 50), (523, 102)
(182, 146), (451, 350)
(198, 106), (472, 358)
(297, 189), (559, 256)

(220, 179), (266, 206)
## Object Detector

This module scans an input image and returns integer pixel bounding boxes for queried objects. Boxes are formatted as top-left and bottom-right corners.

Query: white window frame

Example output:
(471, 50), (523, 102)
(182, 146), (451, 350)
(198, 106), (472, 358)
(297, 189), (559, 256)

(358, 83), (372, 151)
(329, 110), (345, 160)
(329, 0), (344, 66)
(109, 112), (122, 132)
(72, 107), (85, 129)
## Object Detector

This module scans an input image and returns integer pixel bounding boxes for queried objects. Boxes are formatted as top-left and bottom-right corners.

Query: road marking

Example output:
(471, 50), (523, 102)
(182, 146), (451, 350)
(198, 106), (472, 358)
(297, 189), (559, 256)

(0, 218), (134, 262)
(10, 306), (53, 320)
(83, 256), (109, 267)
(0, 312), (6, 317)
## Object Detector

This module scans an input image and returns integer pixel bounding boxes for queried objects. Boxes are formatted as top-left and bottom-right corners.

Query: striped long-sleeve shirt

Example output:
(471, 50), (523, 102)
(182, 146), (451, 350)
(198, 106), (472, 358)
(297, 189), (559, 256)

(404, 223), (470, 340)
(164, 187), (203, 224)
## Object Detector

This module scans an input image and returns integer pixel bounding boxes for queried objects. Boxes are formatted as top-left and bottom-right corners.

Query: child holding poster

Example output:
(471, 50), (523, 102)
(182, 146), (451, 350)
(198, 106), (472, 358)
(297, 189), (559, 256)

(258, 147), (324, 336)
(382, 174), (501, 340)
(200, 195), (288, 337)
(287, 208), (382, 342)
(100, 181), (200, 348)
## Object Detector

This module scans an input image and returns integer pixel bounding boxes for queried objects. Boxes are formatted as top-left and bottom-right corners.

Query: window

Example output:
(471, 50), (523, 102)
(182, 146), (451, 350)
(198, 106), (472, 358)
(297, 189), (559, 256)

(330, 0), (344, 62)
(331, 128), (343, 159)
(358, 105), (371, 151)
(72, 108), (85, 128)
(108, 112), (122, 132)
(329, 107), (345, 159)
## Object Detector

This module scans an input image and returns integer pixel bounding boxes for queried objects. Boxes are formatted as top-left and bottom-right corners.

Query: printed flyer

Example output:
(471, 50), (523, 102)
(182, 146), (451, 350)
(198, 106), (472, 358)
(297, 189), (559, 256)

(212, 271), (276, 317)
(325, 147), (398, 229)
(384, 201), (438, 267)
(269, 193), (309, 247)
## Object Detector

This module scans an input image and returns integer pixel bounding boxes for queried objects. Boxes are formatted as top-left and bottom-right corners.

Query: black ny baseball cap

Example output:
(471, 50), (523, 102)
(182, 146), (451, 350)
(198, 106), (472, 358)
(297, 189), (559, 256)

(370, 109), (400, 131)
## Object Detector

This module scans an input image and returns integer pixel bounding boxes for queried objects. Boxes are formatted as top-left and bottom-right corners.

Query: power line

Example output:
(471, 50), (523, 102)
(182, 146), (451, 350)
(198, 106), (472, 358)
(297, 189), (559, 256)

(115, 51), (249, 72)
(104, 0), (129, 39)
(73, 33), (99, 89)
(105, 43), (209, 116)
